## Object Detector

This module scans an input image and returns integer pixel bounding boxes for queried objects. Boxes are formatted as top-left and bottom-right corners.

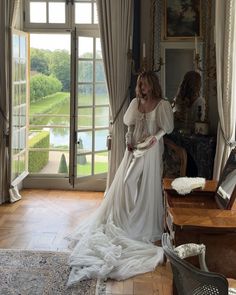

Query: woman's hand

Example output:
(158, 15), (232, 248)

(148, 136), (157, 147)
(136, 136), (157, 150)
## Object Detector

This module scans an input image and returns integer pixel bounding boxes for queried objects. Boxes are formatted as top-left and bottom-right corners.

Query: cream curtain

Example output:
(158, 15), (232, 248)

(96, 0), (133, 187)
(213, 0), (236, 180)
(0, 0), (20, 204)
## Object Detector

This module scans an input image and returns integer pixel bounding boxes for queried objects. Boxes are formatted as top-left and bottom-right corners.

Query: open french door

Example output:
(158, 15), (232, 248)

(69, 29), (109, 189)
(10, 30), (29, 187)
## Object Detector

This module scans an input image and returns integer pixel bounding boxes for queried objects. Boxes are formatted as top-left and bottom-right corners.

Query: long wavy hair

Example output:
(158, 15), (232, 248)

(175, 71), (201, 107)
(135, 71), (163, 100)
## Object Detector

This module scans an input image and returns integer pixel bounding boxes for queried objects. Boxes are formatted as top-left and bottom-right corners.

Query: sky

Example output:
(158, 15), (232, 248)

(30, 34), (99, 57)
(30, 34), (71, 52)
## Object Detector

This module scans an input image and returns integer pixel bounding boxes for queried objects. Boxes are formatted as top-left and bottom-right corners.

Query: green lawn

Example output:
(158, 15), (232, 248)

(77, 162), (108, 176)
(30, 92), (69, 115)
(30, 92), (108, 116)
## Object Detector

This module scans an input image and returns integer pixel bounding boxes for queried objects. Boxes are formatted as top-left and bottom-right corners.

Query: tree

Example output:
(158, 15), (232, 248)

(30, 74), (62, 102)
(49, 50), (70, 91)
(30, 48), (50, 75)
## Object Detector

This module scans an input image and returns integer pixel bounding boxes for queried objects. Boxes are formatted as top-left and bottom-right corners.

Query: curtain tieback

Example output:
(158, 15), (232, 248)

(220, 123), (236, 147)
(110, 86), (130, 126)
(106, 87), (130, 150)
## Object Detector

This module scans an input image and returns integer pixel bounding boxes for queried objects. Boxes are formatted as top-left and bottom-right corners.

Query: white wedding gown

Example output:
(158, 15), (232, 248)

(67, 98), (174, 286)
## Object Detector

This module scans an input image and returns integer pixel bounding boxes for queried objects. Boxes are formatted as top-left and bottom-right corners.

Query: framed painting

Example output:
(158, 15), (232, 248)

(163, 0), (202, 40)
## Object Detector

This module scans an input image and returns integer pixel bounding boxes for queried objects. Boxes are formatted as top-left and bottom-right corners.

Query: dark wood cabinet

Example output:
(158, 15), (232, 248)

(167, 131), (216, 179)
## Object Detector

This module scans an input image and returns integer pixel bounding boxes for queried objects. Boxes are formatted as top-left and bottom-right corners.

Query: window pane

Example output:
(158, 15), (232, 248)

(78, 84), (93, 106)
(20, 61), (26, 81)
(95, 84), (109, 105)
(78, 107), (93, 129)
(94, 152), (108, 174)
(79, 37), (93, 58)
(77, 131), (92, 152)
(13, 35), (19, 58)
(75, 3), (92, 24)
(13, 85), (19, 106)
(95, 129), (108, 151)
(78, 61), (93, 82)
(12, 129), (19, 154)
(30, 2), (47, 23)
(13, 60), (19, 81)
(49, 2), (65, 23)
(95, 107), (109, 127)
(12, 103), (19, 127)
(94, 3), (98, 24)
(19, 128), (26, 151)
(20, 105), (27, 127)
(12, 155), (19, 179)
(19, 152), (26, 174)
(96, 38), (102, 59)
(77, 154), (91, 177)
(95, 61), (105, 82)
(21, 84), (27, 104)
(20, 36), (26, 58)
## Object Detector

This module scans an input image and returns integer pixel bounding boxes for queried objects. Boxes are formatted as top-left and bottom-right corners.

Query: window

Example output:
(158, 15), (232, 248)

(24, 0), (98, 29)
(22, 0), (109, 188)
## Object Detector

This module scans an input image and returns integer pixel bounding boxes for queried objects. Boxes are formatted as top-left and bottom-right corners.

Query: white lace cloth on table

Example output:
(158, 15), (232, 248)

(171, 177), (206, 195)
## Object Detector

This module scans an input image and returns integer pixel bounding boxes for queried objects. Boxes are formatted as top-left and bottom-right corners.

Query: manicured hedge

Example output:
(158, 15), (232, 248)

(29, 131), (50, 173)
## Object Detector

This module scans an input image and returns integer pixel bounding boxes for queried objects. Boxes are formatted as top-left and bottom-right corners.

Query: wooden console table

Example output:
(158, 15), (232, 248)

(163, 178), (236, 279)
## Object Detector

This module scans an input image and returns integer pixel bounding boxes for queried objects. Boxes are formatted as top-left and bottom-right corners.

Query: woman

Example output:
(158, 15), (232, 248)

(173, 71), (205, 133)
(67, 71), (174, 286)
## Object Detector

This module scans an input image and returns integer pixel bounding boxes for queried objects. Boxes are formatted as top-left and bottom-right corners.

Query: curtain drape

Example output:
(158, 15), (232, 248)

(96, 0), (133, 188)
(213, 0), (236, 180)
(0, 0), (20, 204)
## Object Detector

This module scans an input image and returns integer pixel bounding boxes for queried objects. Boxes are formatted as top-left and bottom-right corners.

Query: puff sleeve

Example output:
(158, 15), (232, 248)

(123, 98), (138, 126)
(156, 100), (174, 134)
(123, 98), (138, 146)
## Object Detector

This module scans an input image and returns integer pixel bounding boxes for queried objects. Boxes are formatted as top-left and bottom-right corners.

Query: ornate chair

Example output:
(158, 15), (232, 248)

(162, 233), (236, 295)
(163, 137), (187, 178)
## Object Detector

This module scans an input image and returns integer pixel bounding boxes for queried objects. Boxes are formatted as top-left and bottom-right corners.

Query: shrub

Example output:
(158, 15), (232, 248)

(58, 153), (68, 173)
(28, 131), (50, 173)
(30, 74), (62, 102)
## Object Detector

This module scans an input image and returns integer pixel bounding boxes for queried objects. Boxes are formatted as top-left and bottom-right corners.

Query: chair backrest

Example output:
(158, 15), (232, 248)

(163, 137), (187, 178)
(162, 233), (229, 295)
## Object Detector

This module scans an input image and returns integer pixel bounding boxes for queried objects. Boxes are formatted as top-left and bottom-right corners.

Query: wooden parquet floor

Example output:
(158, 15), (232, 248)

(0, 189), (172, 295)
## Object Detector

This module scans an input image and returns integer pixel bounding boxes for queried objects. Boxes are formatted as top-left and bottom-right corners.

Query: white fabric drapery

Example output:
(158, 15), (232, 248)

(213, 0), (236, 180)
(0, 0), (20, 204)
(96, 0), (133, 187)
